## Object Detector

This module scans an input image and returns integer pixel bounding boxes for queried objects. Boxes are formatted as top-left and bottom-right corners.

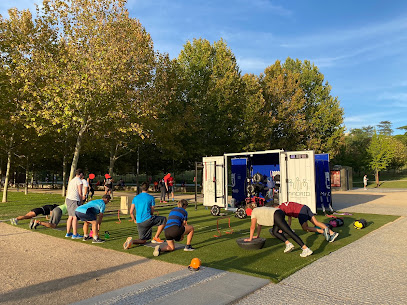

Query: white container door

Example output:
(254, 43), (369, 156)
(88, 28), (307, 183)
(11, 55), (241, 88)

(202, 156), (226, 208)
(280, 151), (317, 213)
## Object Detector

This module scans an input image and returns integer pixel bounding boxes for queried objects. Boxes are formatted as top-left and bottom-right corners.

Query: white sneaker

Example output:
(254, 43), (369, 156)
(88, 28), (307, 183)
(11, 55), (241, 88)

(123, 237), (133, 250)
(300, 247), (313, 257)
(284, 242), (295, 253)
(153, 245), (161, 257)
(323, 227), (330, 241)
(10, 218), (18, 225)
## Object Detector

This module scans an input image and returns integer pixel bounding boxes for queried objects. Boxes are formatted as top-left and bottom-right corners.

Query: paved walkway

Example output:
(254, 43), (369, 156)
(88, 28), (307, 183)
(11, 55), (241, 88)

(3, 188), (407, 304)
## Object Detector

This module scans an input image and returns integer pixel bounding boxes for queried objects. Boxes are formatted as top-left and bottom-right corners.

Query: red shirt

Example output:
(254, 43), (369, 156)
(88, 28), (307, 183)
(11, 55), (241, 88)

(278, 202), (303, 218)
(168, 177), (174, 186)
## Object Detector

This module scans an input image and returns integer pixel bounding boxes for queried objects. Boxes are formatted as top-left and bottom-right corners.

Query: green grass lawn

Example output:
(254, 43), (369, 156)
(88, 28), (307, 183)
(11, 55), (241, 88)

(0, 191), (399, 283)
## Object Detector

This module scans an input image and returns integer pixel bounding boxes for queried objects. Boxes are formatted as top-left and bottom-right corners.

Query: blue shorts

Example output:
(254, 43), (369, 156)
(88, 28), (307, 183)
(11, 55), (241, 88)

(298, 206), (314, 225)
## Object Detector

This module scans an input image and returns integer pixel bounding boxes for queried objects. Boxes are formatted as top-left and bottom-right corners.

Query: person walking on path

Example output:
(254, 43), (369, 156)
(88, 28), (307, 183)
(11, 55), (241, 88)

(244, 204), (313, 257)
(10, 204), (59, 227)
(32, 203), (67, 229)
(278, 201), (339, 242)
(65, 169), (84, 239)
(363, 174), (368, 190)
(153, 199), (195, 256)
(75, 195), (111, 243)
(123, 182), (167, 249)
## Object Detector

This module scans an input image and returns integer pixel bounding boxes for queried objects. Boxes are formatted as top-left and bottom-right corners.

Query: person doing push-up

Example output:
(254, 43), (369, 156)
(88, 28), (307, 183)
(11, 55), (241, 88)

(244, 203), (313, 257)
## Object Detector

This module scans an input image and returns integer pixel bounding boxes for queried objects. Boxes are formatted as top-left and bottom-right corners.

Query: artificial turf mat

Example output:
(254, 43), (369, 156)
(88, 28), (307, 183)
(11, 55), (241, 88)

(1, 191), (399, 283)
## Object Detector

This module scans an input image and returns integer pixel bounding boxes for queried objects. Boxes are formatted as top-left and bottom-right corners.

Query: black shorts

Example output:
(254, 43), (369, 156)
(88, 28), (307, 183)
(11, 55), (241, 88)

(298, 206), (314, 225)
(168, 186), (173, 193)
(136, 215), (167, 240)
(75, 208), (98, 222)
(165, 225), (185, 241)
(31, 207), (44, 216)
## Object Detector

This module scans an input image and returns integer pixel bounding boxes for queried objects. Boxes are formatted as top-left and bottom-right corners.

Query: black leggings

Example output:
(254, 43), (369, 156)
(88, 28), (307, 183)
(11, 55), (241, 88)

(272, 209), (304, 247)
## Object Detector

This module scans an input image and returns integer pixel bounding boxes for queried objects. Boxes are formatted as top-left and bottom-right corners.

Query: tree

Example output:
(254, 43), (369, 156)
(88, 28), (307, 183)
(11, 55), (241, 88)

(332, 126), (374, 175)
(30, 0), (155, 182)
(175, 38), (244, 159)
(377, 120), (393, 136)
(367, 130), (395, 187)
(258, 60), (307, 150)
(283, 58), (345, 156)
(0, 8), (40, 202)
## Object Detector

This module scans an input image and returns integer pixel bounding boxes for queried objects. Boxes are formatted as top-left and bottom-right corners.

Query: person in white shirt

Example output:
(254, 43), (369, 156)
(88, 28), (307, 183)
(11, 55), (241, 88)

(65, 169), (84, 239)
(82, 177), (89, 201)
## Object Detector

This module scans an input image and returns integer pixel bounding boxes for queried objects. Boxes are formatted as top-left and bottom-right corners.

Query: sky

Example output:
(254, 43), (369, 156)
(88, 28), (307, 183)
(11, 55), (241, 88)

(1, 0), (407, 135)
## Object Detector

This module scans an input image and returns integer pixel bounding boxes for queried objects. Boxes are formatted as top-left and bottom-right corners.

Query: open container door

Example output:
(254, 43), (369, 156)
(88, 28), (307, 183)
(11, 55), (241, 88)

(203, 156), (226, 216)
(280, 150), (317, 213)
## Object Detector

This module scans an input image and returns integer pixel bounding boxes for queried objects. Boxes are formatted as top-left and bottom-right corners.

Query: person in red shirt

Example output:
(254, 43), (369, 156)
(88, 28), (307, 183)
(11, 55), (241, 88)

(167, 176), (175, 201)
(278, 201), (339, 242)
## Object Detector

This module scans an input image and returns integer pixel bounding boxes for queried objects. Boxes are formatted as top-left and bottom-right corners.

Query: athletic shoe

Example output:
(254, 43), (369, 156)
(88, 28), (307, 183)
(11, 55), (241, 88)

(151, 237), (164, 244)
(163, 201), (167, 203)
(123, 237), (133, 249)
(323, 227), (330, 241)
(329, 232), (339, 243)
(65, 232), (73, 238)
(284, 242), (295, 253)
(10, 218), (18, 225)
(33, 220), (40, 229)
(153, 245), (161, 256)
(300, 247), (313, 258)
(29, 219), (35, 229)
(184, 245), (195, 251)
(83, 236), (92, 241)
(92, 238), (105, 243)
(72, 234), (83, 239)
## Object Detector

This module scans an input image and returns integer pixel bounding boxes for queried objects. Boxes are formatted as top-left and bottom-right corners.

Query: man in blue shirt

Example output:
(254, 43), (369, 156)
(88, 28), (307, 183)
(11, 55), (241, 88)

(153, 199), (195, 256)
(123, 182), (167, 249)
(75, 194), (111, 243)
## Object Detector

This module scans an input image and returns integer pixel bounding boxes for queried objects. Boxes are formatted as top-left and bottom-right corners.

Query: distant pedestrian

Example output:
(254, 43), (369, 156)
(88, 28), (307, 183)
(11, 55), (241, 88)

(167, 175), (175, 202)
(159, 179), (167, 203)
(104, 174), (113, 195)
(363, 174), (368, 190)
(87, 174), (95, 200)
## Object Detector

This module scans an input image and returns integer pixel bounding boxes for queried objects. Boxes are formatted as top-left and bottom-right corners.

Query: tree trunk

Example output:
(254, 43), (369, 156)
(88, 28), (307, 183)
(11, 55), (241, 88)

(2, 137), (13, 203)
(62, 155), (67, 196)
(24, 159), (29, 195)
(108, 144), (116, 177)
(375, 169), (379, 187)
(68, 122), (87, 181)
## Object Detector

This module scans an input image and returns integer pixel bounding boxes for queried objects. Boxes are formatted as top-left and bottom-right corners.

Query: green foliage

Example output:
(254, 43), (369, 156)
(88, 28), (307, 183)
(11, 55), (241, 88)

(368, 130), (395, 186)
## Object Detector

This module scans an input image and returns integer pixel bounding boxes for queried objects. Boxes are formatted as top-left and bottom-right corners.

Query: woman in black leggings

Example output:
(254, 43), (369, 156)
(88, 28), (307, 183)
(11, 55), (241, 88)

(244, 205), (313, 257)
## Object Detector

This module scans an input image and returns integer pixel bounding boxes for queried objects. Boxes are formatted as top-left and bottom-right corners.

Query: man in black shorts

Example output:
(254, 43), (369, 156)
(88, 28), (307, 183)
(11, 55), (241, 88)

(10, 204), (59, 228)
(153, 199), (195, 256)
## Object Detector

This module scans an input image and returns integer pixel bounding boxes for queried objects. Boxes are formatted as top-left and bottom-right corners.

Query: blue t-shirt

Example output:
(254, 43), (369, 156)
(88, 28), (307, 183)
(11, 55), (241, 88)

(164, 207), (188, 229)
(132, 192), (155, 223)
(75, 199), (106, 214)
